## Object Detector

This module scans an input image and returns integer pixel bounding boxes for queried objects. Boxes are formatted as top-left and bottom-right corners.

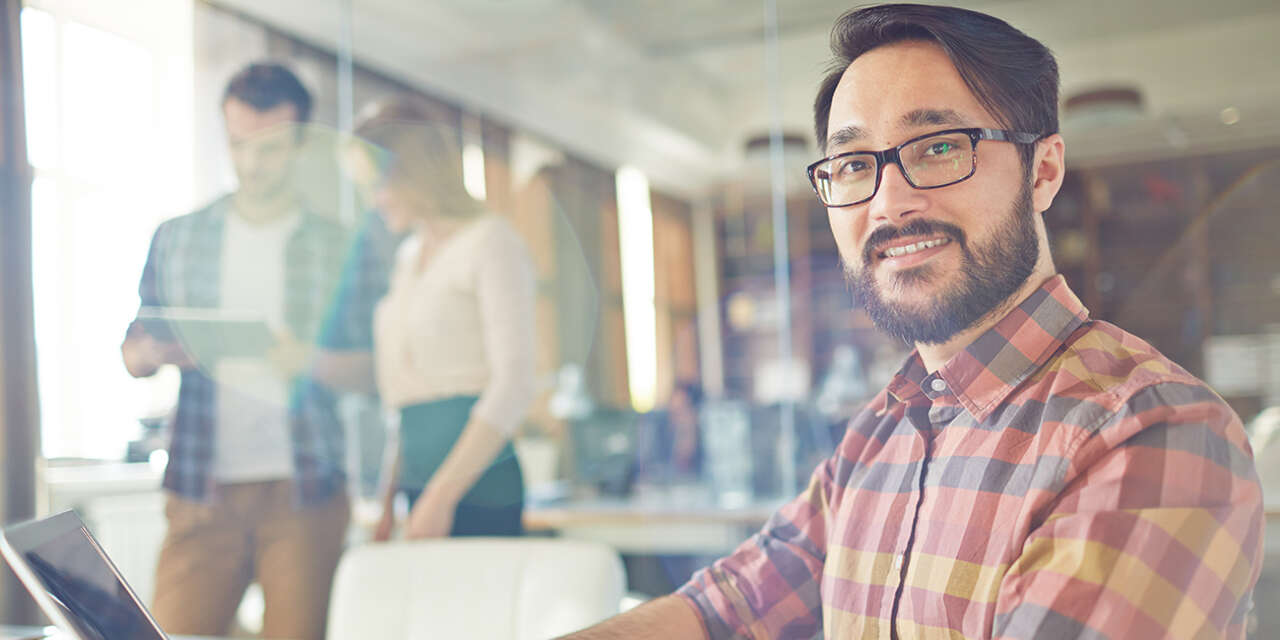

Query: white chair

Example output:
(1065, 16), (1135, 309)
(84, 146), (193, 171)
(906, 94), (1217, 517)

(326, 538), (626, 640)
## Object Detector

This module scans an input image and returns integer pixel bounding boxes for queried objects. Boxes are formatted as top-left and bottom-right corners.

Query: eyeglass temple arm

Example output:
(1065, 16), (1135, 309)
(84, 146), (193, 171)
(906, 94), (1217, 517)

(978, 128), (1042, 144)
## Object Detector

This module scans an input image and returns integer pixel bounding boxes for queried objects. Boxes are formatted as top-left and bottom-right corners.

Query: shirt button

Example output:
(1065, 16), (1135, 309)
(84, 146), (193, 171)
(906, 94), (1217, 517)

(894, 554), (905, 569)
(930, 378), (948, 393)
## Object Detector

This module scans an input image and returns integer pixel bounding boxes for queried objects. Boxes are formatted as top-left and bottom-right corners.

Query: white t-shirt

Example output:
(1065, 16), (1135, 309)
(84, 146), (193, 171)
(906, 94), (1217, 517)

(212, 209), (300, 482)
(374, 215), (537, 435)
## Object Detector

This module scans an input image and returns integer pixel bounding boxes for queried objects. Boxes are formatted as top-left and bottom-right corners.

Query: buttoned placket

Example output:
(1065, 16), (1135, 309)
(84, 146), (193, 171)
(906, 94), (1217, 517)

(888, 402), (936, 640)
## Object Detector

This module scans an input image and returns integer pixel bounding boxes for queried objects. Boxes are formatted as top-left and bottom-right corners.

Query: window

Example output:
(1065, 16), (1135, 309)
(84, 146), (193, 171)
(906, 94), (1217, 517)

(615, 165), (657, 412)
(22, 0), (195, 459)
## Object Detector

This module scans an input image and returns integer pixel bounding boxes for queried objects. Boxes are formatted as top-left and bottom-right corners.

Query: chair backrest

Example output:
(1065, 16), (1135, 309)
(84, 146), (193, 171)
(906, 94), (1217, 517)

(326, 538), (626, 640)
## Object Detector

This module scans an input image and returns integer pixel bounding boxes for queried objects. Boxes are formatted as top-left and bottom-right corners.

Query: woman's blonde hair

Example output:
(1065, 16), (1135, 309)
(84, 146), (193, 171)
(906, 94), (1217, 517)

(353, 96), (483, 219)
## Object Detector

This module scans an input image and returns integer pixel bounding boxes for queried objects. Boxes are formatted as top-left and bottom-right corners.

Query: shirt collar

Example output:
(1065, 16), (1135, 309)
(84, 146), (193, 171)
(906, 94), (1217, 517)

(886, 275), (1089, 420)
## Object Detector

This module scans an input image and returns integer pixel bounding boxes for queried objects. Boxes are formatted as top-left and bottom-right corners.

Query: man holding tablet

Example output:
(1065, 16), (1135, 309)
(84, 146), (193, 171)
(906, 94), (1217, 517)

(120, 62), (386, 640)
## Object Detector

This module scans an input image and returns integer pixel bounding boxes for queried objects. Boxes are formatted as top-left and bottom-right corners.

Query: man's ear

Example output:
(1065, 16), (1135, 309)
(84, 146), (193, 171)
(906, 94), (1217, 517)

(1030, 133), (1066, 214)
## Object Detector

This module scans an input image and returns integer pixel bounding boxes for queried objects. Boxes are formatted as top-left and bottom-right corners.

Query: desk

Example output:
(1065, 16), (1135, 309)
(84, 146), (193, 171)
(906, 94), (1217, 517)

(43, 463), (782, 562)
(524, 494), (784, 555)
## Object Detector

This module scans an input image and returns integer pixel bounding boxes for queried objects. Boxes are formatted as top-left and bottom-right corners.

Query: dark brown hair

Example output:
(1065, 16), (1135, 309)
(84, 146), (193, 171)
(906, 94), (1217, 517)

(813, 4), (1058, 170)
(222, 62), (312, 123)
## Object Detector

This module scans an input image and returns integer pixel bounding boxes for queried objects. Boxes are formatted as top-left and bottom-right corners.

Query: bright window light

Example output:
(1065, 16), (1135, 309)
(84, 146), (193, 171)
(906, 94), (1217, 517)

(20, 8), (57, 170)
(462, 142), (487, 201)
(25, 0), (193, 460)
(30, 176), (62, 449)
(63, 20), (152, 183)
(615, 166), (657, 413)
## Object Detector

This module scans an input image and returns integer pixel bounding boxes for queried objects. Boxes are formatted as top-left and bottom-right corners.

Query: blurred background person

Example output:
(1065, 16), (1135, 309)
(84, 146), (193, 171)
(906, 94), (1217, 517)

(120, 62), (379, 640)
(347, 97), (538, 540)
(634, 381), (704, 487)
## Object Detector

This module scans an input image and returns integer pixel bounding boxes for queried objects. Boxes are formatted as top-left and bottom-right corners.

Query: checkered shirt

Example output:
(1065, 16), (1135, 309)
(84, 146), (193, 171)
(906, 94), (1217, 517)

(128, 197), (391, 506)
(679, 275), (1263, 639)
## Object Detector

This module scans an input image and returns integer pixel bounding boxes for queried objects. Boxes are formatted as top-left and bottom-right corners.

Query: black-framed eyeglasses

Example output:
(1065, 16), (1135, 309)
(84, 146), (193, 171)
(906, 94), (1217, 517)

(806, 127), (1041, 207)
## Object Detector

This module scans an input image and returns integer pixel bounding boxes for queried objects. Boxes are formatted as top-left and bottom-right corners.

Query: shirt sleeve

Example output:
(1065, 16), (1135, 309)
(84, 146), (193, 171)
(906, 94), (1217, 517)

(994, 381), (1264, 639)
(316, 213), (395, 351)
(125, 221), (170, 341)
(676, 455), (836, 639)
(468, 223), (538, 436)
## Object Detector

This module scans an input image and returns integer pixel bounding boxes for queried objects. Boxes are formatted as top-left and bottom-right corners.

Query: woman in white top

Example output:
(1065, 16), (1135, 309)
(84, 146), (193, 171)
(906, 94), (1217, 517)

(351, 98), (537, 540)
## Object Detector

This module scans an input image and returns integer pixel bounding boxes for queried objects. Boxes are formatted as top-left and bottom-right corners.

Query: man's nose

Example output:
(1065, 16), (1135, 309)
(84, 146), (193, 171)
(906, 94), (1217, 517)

(865, 161), (926, 224)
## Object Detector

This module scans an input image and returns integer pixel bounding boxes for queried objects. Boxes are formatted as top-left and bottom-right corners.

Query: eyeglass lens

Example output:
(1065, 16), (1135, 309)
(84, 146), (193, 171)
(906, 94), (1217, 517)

(815, 131), (976, 205)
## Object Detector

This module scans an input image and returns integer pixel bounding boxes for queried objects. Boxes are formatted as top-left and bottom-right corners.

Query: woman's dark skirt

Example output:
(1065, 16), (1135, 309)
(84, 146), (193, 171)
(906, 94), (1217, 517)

(398, 396), (524, 536)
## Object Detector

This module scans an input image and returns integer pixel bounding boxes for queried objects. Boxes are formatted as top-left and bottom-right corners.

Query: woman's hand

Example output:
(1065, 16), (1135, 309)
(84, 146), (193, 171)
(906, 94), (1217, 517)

(373, 503), (396, 542)
(405, 488), (458, 539)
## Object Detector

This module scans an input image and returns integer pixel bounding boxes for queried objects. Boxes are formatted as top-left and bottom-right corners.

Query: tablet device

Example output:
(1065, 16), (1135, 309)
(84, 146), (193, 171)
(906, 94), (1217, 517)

(0, 511), (168, 640)
(136, 306), (276, 360)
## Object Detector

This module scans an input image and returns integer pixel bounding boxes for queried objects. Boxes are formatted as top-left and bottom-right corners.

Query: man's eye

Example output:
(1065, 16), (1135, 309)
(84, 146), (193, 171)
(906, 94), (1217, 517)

(924, 142), (956, 156)
(838, 159), (871, 176)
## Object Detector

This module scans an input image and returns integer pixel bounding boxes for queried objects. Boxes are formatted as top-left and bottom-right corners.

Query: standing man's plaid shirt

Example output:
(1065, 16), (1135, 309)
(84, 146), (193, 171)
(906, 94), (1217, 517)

(679, 275), (1263, 639)
(127, 196), (391, 506)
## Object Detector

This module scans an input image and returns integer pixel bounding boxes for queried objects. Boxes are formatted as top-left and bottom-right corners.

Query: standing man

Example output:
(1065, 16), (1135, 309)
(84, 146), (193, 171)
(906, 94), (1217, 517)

(564, 4), (1262, 639)
(121, 62), (385, 640)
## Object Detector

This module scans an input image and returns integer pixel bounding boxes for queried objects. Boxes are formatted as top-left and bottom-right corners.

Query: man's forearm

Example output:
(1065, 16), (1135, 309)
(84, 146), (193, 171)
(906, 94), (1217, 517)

(309, 350), (377, 394)
(558, 595), (707, 640)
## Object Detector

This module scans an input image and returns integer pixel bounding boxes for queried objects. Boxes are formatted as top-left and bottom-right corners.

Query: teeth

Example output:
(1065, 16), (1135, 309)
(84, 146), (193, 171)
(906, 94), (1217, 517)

(882, 238), (949, 258)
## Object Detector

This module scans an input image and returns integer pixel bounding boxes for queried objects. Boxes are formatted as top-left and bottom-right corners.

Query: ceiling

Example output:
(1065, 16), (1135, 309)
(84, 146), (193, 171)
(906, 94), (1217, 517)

(211, 0), (1280, 198)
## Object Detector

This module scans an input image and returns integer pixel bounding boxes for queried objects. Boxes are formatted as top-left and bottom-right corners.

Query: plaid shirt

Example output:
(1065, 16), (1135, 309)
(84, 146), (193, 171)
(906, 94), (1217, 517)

(128, 196), (391, 506)
(679, 275), (1263, 639)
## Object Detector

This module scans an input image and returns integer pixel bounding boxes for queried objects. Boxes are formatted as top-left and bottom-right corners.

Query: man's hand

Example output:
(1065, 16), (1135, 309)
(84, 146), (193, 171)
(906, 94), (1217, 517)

(122, 332), (196, 377)
(267, 330), (313, 380)
(404, 487), (458, 540)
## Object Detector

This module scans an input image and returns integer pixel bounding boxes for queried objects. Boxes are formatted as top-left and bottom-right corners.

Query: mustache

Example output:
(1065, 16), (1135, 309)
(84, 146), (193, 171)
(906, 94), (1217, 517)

(861, 218), (966, 266)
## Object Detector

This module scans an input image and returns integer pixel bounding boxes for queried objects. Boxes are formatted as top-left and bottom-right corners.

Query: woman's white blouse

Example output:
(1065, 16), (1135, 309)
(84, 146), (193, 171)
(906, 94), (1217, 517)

(374, 215), (538, 435)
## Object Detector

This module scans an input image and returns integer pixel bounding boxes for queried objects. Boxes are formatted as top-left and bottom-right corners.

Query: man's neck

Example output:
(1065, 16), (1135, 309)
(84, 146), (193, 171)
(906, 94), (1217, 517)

(233, 190), (297, 226)
(916, 271), (1057, 373)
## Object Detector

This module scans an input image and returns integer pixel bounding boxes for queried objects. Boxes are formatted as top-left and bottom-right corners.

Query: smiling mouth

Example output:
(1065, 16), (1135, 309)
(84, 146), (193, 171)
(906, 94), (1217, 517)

(877, 237), (952, 260)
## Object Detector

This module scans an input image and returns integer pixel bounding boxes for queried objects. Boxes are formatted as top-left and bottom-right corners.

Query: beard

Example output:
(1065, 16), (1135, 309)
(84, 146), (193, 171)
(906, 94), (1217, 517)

(844, 183), (1039, 345)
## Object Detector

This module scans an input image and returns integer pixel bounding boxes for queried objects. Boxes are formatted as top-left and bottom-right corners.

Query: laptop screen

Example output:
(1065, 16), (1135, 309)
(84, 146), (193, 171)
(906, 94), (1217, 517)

(2, 513), (165, 640)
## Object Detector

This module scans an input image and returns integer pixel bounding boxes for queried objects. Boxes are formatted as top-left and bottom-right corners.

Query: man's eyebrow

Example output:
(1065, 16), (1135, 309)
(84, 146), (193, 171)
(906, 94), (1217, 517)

(900, 108), (970, 129)
(825, 124), (868, 151)
(824, 110), (971, 152)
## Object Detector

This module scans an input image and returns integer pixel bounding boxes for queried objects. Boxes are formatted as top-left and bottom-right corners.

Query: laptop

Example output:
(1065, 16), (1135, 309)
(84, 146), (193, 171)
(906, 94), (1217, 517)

(0, 510), (167, 640)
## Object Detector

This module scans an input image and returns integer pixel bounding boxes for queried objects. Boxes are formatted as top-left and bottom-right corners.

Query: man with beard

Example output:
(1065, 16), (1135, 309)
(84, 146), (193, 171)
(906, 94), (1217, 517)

(563, 4), (1262, 639)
